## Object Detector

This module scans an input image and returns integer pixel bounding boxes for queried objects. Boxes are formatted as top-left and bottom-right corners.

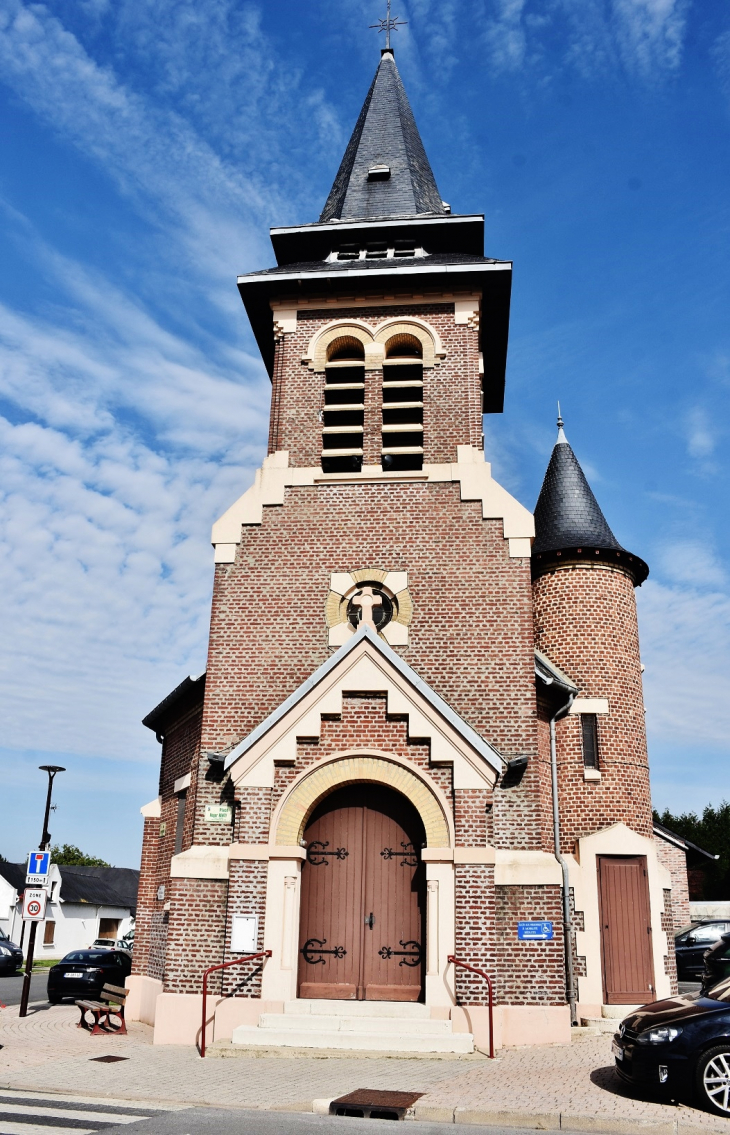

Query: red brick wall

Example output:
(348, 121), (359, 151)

(133, 706), (203, 980)
(221, 859), (268, 998)
(269, 304), (482, 467)
(495, 884), (565, 1004)
(202, 487), (537, 831)
(453, 873), (566, 1007)
(533, 564), (652, 848)
(164, 877), (228, 994)
(662, 888), (679, 994)
(454, 864), (496, 1004)
(655, 837), (691, 930)
(131, 815), (159, 977)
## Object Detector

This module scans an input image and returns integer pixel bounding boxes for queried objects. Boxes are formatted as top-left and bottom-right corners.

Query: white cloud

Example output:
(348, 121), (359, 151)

(611, 0), (687, 76)
(479, 0), (688, 78)
(656, 540), (727, 588)
(638, 579), (730, 749)
(686, 406), (717, 461)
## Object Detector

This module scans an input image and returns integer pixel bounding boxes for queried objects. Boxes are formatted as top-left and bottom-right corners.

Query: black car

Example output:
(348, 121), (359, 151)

(47, 949), (132, 1003)
(613, 978), (730, 1116)
(675, 921), (730, 980)
(0, 930), (24, 973)
(702, 933), (730, 990)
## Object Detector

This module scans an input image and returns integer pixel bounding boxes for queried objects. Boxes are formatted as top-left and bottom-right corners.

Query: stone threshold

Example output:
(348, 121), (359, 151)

(207, 1041), (489, 1061)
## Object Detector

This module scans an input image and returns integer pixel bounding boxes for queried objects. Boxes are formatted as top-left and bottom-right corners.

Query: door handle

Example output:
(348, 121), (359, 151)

(365, 912), (374, 930)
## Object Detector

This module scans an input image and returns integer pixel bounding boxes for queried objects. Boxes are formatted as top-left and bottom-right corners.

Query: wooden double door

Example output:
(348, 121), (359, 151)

(298, 784), (426, 1001)
(598, 856), (655, 1004)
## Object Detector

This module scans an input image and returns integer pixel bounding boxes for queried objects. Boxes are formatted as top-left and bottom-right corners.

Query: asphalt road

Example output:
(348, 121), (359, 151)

(103, 1108), (593, 1135)
(0, 969), (48, 1006)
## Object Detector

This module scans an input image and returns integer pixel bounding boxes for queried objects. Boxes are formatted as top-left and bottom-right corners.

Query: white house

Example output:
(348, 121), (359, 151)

(0, 862), (138, 959)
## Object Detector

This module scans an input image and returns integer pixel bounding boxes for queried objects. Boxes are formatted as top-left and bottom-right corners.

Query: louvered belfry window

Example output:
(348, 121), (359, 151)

(581, 713), (599, 769)
(321, 337), (365, 473)
(381, 336), (424, 472)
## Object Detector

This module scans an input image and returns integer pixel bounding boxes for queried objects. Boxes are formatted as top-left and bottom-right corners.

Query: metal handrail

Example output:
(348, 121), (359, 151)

(447, 954), (495, 1059)
(200, 949), (271, 1057)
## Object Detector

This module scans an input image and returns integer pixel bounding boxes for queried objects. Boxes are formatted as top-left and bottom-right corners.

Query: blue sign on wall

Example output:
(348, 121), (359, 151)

(518, 920), (554, 940)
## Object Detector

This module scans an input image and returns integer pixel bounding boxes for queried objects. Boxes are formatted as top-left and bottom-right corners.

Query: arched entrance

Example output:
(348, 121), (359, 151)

(298, 784), (426, 1002)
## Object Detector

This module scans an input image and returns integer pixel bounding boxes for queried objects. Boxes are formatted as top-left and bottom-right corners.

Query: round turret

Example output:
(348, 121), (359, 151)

(532, 417), (652, 843)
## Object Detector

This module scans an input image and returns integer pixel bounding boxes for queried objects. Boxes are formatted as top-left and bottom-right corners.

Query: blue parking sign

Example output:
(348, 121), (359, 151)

(26, 850), (51, 884)
(518, 920), (554, 940)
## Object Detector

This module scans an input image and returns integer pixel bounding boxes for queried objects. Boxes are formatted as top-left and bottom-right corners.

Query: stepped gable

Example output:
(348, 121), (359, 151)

(320, 50), (445, 222)
(532, 420), (648, 584)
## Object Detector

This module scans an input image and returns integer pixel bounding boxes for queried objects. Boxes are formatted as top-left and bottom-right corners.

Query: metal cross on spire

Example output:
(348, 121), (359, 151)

(369, 0), (407, 50)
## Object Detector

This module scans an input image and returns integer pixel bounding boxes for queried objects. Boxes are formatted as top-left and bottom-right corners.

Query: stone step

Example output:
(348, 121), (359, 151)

(581, 1017), (620, 1034)
(259, 1012), (453, 1036)
(282, 999), (429, 1018)
(571, 1025), (601, 1039)
(230, 1024), (474, 1054)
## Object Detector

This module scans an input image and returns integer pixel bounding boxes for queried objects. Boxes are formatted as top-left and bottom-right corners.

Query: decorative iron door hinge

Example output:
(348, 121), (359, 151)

(380, 841), (418, 867)
(306, 840), (349, 866)
(378, 939), (423, 967)
(300, 938), (347, 965)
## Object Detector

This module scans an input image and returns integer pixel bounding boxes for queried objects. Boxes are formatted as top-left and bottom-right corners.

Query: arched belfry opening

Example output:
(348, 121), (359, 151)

(322, 337), (366, 474)
(382, 334), (424, 472)
(298, 783), (426, 1002)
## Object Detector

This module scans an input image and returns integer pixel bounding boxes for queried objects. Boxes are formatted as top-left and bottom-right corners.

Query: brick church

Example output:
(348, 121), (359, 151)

(127, 47), (680, 1052)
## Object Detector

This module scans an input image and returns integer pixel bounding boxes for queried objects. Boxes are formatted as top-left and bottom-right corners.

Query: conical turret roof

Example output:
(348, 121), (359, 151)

(320, 50), (446, 223)
(532, 421), (648, 585)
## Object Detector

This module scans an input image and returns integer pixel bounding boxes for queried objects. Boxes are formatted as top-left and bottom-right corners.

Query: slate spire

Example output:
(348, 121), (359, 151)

(532, 416), (648, 584)
(320, 50), (446, 223)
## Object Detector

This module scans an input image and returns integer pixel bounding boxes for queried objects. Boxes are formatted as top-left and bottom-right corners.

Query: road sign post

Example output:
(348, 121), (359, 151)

(19, 765), (65, 1018)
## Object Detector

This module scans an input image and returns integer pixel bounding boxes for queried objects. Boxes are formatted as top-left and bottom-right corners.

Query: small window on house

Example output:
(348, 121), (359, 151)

(175, 791), (187, 856)
(381, 335), (424, 472)
(365, 242), (388, 259)
(43, 921), (55, 946)
(322, 337), (365, 474)
(581, 714), (599, 769)
(336, 244), (360, 261)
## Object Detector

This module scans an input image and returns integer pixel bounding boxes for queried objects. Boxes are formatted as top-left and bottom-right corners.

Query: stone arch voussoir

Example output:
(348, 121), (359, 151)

(274, 751), (452, 848)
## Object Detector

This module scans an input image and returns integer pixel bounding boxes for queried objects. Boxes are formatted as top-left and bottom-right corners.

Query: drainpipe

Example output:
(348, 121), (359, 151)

(550, 694), (578, 1026)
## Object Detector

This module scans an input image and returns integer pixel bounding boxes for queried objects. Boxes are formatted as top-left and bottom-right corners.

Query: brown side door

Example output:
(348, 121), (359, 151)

(298, 785), (425, 1001)
(598, 855), (655, 1005)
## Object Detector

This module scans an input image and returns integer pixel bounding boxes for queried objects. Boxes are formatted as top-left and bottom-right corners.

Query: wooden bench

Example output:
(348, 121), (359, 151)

(76, 983), (127, 1036)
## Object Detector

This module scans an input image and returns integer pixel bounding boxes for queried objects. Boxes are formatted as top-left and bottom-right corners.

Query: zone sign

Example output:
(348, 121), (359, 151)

(22, 888), (48, 921)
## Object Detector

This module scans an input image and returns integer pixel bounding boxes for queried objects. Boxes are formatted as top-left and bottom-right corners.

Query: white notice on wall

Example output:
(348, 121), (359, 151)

(231, 914), (258, 954)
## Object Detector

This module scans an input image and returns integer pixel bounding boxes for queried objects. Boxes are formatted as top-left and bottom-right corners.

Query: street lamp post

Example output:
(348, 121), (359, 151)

(19, 765), (65, 1018)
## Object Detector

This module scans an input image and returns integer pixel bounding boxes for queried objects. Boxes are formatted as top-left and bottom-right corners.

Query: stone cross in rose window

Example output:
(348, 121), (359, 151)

(352, 586), (382, 629)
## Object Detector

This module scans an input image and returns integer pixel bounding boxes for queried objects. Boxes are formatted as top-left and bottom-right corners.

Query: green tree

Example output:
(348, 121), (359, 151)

(654, 802), (730, 900)
(50, 843), (110, 867)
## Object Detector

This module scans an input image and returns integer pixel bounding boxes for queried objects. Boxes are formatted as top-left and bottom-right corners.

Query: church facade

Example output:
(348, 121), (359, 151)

(127, 49), (678, 1052)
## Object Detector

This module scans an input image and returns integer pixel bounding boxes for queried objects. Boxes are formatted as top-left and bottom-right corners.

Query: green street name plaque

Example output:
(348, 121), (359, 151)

(205, 803), (232, 823)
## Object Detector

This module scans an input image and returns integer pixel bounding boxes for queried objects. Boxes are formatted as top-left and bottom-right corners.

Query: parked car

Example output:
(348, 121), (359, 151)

(90, 938), (117, 949)
(47, 949), (132, 1003)
(0, 930), (24, 973)
(612, 978), (730, 1116)
(675, 921), (730, 980)
(702, 934), (730, 990)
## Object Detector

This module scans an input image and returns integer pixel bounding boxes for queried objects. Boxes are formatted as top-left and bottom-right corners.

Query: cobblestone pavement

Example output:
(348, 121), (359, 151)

(1, 1002), (729, 1132)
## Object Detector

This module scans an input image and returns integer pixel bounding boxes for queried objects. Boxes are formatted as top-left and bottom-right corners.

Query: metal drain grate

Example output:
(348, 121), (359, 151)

(330, 1089), (423, 1121)
(90, 1055), (130, 1063)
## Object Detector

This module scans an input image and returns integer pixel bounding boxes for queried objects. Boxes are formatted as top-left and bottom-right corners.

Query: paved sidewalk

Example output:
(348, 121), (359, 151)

(1, 1002), (728, 1133)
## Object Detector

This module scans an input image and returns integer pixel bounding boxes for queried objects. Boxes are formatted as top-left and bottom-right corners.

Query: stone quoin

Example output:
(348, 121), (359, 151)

(126, 46), (680, 1053)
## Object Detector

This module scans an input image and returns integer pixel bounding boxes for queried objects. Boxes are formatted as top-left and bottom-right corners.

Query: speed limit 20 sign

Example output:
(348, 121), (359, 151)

(22, 888), (48, 921)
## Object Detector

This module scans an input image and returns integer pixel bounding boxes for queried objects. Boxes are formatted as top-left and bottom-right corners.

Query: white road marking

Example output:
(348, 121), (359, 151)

(0, 1103), (149, 1123)
(0, 1124), (98, 1135)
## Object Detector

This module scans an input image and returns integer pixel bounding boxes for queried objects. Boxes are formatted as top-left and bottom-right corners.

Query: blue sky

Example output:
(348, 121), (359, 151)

(0, 0), (728, 867)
